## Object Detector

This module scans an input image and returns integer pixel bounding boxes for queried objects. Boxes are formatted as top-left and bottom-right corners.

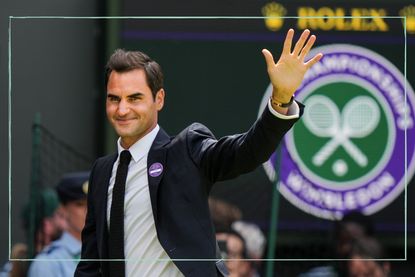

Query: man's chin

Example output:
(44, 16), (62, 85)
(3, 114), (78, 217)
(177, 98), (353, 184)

(115, 130), (142, 142)
(117, 130), (137, 137)
(114, 126), (133, 136)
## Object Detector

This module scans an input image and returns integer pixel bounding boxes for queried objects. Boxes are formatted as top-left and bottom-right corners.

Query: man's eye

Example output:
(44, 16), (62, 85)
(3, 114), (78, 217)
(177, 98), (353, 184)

(129, 96), (140, 102)
(108, 96), (119, 102)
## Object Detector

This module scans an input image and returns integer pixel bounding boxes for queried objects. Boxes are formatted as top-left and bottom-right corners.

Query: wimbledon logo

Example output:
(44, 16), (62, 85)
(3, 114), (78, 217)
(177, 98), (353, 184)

(258, 44), (415, 220)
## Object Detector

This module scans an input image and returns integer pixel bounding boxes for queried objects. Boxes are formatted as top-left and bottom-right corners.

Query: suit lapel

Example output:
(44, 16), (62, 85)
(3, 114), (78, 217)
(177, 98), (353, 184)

(147, 128), (170, 223)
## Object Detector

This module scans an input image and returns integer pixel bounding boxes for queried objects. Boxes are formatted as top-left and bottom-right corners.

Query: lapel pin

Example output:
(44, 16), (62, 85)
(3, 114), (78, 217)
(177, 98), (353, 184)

(149, 162), (163, 177)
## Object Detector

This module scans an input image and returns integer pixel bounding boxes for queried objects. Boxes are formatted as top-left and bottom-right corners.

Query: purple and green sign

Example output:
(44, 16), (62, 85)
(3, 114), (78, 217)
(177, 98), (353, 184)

(259, 44), (415, 219)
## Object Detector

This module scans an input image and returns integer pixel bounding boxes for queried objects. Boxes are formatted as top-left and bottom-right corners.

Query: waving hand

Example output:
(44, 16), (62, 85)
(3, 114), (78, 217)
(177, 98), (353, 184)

(262, 29), (323, 111)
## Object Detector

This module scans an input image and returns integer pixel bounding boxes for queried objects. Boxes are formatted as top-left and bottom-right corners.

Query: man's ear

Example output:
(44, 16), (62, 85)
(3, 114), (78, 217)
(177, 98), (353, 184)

(156, 89), (165, 111)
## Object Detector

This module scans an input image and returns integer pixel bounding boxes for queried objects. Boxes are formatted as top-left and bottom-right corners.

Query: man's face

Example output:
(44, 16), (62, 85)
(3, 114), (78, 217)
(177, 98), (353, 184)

(106, 69), (164, 149)
(62, 199), (88, 238)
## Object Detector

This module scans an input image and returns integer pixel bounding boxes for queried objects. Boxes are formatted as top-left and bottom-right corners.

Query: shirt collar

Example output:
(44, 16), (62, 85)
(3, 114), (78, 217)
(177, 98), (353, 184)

(117, 124), (160, 163)
(57, 231), (81, 255)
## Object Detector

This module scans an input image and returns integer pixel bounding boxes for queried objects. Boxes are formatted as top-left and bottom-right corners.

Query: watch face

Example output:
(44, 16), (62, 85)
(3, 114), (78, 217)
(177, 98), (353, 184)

(271, 96), (294, 108)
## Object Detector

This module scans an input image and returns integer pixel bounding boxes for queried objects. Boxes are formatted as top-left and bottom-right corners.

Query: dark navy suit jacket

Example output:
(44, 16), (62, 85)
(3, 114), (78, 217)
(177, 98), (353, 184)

(75, 106), (302, 277)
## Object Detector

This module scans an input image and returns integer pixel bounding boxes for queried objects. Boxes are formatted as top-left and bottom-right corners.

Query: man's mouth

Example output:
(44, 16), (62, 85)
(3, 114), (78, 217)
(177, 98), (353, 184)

(115, 118), (135, 125)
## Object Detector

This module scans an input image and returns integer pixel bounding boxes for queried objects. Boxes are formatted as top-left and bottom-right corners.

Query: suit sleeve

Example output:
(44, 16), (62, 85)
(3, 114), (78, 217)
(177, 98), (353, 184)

(74, 161), (102, 277)
(187, 105), (303, 184)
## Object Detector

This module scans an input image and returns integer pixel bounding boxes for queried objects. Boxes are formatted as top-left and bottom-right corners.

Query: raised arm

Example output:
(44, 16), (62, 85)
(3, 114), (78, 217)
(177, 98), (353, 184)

(262, 29), (323, 114)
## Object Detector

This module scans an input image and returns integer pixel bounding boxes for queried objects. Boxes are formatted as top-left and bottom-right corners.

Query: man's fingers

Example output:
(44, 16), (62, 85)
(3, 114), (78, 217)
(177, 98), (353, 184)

(262, 49), (275, 69)
(305, 53), (324, 69)
(282, 29), (294, 55)
(299, 35), (316, 61)
(292, 29), (310, 56)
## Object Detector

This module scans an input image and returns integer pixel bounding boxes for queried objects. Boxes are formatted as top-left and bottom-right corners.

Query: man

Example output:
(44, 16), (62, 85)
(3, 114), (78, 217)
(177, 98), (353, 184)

(76, 28), (323, 277)
(28, 172), (89, 277)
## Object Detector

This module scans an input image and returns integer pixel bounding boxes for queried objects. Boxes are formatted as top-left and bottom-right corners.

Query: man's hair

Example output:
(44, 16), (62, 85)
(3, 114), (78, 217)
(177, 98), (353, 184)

(105, 49), (164, 99)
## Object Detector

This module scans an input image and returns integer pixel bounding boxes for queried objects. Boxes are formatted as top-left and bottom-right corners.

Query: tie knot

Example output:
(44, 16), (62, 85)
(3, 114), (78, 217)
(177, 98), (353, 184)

(119, 150), (131, 165)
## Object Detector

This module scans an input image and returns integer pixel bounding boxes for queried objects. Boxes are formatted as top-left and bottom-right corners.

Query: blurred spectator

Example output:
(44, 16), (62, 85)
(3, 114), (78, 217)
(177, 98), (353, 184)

(300, 211), (376, 277)
(23, 188), (64, 254)
(334, 211), (375, 260)
(28, 171), (89, 277)
(216, 229), (259, 277)
(9, 243), (28, 277)
(232, 220), (266, 260)
(347, 237), (390, 277)
(1, 188), (62, 277)
(0, 243), (28, 277)
(298, 265), (338, 277)
(209, 198), (266, 275)
(232, 220), (266, 273)
(209, 197), (242, 231)
(333, 211), (376, 276)
(0, 262), (11, 277)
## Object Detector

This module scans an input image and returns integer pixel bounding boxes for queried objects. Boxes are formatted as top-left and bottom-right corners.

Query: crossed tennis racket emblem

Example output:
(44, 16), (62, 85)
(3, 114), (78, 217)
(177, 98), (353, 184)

(303, 95), (380, 173)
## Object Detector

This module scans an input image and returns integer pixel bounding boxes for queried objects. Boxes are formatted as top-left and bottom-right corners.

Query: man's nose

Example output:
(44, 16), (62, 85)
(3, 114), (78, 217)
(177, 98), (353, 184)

(117, 100), (129, 116)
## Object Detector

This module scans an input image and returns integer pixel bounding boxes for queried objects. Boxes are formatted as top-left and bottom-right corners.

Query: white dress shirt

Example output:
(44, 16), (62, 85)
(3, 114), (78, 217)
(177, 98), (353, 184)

(107, 125), (183, 277)
(106, 102), (299, 276)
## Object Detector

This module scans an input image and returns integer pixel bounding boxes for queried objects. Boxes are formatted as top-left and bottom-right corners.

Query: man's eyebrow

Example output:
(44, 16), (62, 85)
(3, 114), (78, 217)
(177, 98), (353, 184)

(127, 92), (144, 98)
(107, 93), (119, 98)
(106, 92), (144, 98)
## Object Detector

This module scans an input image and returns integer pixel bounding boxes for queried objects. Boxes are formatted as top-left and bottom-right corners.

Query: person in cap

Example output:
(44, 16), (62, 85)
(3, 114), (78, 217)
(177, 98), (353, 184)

(0, 187), (64, 277)
(28, 171), (90, 277)
(26, 187), (65, 254)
